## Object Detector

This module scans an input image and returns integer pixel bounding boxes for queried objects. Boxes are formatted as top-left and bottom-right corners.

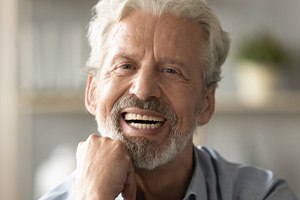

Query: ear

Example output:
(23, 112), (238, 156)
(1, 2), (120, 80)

(85, 75), (97, 115)
(198, 85), (216, 126)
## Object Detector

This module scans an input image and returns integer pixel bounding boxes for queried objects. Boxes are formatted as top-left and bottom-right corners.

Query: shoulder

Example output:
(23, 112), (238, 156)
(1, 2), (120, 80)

(194, 146), (297, 200)
(38, 171), (76, 200)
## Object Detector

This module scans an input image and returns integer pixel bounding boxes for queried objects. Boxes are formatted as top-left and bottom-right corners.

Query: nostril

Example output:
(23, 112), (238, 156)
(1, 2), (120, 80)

(129, 77), (161, 101)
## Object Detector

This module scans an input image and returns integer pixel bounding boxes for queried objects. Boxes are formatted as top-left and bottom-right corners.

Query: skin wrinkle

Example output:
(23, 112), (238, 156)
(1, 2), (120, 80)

(153, 15), (204, 88)
(118, 12), (201, 82)
(95, 12), (205, 89)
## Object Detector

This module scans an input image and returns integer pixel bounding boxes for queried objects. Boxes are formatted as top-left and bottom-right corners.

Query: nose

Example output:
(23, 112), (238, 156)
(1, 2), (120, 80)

(129, 67), (162, 101)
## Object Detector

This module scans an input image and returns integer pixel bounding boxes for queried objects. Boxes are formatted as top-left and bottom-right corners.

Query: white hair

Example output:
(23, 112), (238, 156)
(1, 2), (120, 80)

(86, 0), (230, 87)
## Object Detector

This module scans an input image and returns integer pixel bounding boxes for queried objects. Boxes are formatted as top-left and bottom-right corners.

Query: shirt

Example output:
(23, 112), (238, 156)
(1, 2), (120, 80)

(39, 146), (298, 200)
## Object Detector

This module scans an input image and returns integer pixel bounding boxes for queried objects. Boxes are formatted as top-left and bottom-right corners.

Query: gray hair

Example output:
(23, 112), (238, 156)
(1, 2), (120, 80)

(86, 0), (230, 87)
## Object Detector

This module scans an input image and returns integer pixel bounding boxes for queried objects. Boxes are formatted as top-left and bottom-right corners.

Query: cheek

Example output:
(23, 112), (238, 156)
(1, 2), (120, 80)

(96, 78), (130, 118)
(165, 87), (202, 132)
(174, 98), (201, 130)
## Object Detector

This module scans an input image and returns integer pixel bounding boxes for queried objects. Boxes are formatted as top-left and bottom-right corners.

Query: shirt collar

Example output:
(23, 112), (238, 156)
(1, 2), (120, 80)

(183, 146), (207, 200)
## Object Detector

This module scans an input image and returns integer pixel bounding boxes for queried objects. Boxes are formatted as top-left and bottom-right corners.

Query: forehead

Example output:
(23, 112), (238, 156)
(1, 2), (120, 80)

(106, 11), (205, 66)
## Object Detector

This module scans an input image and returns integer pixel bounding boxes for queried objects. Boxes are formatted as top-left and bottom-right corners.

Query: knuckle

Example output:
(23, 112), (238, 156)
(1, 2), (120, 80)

(101, 136), (111, 142)
(87, 133), (99, 141)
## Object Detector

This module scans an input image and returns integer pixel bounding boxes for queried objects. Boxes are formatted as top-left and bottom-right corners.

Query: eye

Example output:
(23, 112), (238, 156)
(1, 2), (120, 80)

(161, 67), (179, 75)
(119, 64), (133, 70)
(113, 63), (136, 76)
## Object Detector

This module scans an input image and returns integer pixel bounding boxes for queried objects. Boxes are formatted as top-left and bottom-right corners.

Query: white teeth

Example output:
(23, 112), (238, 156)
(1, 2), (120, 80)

(124, 113), (165, 130)
(129, 122), (162, 130)
(124, 113), (164, 122)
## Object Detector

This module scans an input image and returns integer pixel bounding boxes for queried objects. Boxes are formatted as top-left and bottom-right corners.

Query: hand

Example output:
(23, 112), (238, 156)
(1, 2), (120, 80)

(74, 134), (136, 200)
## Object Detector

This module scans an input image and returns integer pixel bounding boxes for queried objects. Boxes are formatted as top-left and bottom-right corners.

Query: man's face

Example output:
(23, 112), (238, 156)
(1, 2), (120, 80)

(86, 11), (215, 169)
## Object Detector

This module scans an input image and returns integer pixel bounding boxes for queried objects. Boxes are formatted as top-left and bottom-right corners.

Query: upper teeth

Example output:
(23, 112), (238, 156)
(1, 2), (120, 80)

(124, 113), (164, 122)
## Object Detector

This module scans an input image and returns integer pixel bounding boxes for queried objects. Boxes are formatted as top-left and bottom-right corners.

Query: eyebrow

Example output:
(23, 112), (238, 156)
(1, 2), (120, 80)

(157, 57), (188, 68)
(111, 51), (189, 70)
(111, 52), (140, 64)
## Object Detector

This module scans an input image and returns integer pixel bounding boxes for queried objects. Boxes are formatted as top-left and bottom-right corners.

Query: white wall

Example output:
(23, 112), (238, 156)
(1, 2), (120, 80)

(0, 0), (19, 199)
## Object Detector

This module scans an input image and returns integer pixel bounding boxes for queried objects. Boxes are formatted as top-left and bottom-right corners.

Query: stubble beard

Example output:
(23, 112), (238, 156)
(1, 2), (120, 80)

(95, 96), (200, 170)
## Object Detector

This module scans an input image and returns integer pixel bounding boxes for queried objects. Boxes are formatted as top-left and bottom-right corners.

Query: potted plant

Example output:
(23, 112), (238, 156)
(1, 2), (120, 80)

(235, 32), (289, 106)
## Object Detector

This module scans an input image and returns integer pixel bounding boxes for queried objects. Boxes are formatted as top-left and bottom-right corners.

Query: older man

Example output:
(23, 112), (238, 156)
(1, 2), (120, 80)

(40, 0), (297, 200)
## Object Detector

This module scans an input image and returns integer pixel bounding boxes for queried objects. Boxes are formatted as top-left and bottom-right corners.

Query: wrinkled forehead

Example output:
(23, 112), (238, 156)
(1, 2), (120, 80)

(106, 11), (206, 65)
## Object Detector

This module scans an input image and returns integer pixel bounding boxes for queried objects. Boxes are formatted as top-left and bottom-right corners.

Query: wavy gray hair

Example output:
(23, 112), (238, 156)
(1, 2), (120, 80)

(86, 0), (230, 87)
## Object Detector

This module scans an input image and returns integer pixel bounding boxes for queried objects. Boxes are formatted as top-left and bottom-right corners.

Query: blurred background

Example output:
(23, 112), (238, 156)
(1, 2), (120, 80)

(0, 0), (299, 199)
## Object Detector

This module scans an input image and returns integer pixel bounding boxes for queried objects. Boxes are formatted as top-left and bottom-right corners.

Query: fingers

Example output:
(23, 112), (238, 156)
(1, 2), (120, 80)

(76, 134), (99, 168)
(75, 133), (136, 200)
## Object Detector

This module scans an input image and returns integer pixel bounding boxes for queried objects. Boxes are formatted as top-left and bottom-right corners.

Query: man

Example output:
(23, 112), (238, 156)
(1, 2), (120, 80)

(40, 0), (297, 199)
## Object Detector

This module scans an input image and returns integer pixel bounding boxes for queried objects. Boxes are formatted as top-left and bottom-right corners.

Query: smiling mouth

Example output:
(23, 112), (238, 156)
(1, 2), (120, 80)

(123, 113), (165, 130)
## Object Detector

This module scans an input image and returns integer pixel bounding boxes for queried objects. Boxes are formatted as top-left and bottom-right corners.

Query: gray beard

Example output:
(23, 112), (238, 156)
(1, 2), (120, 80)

(95, 96), (199, 170)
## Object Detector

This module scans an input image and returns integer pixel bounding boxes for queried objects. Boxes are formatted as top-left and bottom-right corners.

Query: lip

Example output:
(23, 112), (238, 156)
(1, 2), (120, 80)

(120, 107), (169, 138)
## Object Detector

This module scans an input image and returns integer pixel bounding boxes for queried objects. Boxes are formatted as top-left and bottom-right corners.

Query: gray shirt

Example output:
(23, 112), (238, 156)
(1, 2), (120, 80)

(39, 146), (298, 200)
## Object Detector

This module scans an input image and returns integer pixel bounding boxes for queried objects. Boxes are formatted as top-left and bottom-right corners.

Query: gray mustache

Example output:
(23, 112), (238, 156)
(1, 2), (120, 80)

(111, 95), (177, 123)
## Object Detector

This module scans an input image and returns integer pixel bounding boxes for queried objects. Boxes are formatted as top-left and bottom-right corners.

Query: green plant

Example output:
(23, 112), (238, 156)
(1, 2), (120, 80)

(237, 32), (288, 70)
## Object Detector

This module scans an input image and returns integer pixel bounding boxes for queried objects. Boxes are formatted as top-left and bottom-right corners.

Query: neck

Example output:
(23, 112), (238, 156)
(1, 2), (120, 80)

(134, 141), (194, 200)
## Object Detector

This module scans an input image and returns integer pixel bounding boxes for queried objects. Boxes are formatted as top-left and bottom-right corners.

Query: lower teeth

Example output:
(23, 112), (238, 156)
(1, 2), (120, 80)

(130, 122), (162, 129)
